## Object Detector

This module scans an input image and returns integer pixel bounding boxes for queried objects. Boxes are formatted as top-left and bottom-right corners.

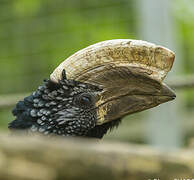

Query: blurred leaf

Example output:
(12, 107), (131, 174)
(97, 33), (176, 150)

(13, 0), (42, 17)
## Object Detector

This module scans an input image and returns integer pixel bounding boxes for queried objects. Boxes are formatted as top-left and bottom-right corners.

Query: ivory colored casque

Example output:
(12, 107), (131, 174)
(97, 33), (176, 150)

(50, 39), (175, 125)
(51, 39), (175, 84)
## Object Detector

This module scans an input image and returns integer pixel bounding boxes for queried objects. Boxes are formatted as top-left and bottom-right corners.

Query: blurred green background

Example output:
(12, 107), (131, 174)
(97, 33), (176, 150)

(0, 0), (194, 147)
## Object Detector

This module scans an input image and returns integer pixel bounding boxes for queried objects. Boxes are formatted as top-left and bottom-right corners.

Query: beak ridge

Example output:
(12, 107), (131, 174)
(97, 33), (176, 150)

(160, 83), (176, 100)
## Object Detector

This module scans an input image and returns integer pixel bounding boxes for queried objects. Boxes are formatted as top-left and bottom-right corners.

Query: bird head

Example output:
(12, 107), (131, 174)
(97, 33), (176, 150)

(10, 39), (176, 138)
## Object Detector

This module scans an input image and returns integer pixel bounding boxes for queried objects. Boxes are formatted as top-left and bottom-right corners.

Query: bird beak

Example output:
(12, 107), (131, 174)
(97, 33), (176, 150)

(94, 70), (176, 124)
(50, 39), (176, 125)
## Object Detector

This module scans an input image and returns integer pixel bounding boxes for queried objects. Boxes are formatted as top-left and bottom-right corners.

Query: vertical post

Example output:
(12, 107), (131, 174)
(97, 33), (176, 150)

(136, 0), (183, 149)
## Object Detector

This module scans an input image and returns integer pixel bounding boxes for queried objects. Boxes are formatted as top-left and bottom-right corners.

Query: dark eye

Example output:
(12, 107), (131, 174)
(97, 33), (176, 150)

(77, 93), (94, 108)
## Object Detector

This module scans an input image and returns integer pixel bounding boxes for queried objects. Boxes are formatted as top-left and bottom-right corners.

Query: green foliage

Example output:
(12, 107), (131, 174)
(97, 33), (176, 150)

(0, 109), (13, 130)
(13, 0), (42, 17)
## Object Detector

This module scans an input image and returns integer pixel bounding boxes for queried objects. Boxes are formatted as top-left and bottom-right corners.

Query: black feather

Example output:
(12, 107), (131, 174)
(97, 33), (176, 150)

(9, 70), (121, 138)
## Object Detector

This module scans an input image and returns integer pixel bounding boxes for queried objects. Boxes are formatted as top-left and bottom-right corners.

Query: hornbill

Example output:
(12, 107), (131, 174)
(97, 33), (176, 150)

(9, 39), (176, 138)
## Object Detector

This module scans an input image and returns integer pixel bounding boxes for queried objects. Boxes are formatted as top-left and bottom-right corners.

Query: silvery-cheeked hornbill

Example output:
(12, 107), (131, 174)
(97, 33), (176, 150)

(9, 39), (176, 138)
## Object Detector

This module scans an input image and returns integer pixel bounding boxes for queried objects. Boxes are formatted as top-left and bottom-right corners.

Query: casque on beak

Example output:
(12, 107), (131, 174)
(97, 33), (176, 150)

(50, 39), (176, 125)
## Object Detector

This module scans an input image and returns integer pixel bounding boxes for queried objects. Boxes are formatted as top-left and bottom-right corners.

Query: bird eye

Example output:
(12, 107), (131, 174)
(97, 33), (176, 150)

(77, 93), (94, 108)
